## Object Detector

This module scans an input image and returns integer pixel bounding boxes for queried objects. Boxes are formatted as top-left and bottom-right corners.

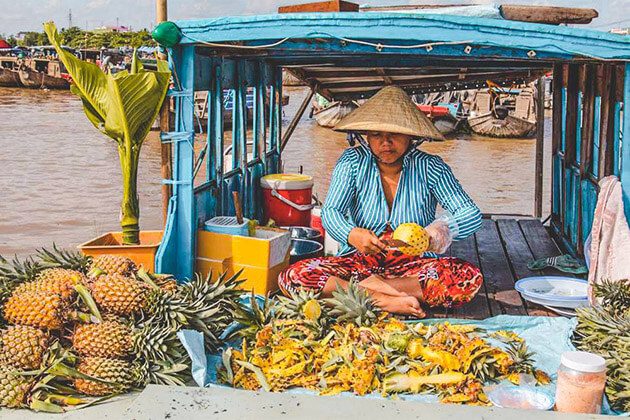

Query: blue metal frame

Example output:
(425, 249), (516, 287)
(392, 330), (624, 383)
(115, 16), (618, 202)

(622, 64), (630, 223)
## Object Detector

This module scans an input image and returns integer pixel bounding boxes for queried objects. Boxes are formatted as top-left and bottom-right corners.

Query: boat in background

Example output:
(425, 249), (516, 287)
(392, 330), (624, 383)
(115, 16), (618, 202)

(311, 94), (358, 128)
(17, 58), (71, 89)
(467, 86), (536, 138)
(414, 91), (468, 136)
(0, 56), (20, 87)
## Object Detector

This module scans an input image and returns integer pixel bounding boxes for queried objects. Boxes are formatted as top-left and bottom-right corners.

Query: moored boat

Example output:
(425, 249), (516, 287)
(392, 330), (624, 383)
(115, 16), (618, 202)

(312, 100), (357, 128)
(467, 87), (536, 138)
(17, 58), (70, 89)
(0, 57), (20, 87)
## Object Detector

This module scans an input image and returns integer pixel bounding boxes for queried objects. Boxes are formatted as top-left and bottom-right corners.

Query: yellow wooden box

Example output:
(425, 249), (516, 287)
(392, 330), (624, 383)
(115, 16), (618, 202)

(196, 228), (291, 294)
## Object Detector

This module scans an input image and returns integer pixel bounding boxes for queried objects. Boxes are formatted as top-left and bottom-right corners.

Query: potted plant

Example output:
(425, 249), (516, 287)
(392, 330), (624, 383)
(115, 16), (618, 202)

(44, 22), (171, 270)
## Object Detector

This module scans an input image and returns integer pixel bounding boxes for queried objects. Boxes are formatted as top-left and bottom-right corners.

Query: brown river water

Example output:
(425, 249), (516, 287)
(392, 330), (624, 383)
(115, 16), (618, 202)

(0, 86), (551, 258)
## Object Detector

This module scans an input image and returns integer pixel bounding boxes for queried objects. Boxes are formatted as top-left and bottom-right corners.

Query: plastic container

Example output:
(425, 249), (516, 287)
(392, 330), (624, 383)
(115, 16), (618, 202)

(289, 239), (324, 264)
(282, 226), (323, 244)
(204, 216), (249, 236)
(555, 351), (607, 414)
(261, 174), (314, 227)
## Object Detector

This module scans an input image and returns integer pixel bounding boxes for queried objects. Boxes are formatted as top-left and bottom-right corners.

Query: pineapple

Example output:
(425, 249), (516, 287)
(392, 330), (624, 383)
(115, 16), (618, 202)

(72, 321), (132, 359)
(276, 288), (322, 320)
(74, 357), (138, 396)
(0, 326), (49, 370)
(3, 291), (67, 330)
(90, 274), (149, 316)
(72, 320), (185, 366)
(392, 223), (430, 256)
(0, 364), (34, 408)
(89, 255), (137, 277)
(324, 280), (380, 326)
(13, 268), (86, 300)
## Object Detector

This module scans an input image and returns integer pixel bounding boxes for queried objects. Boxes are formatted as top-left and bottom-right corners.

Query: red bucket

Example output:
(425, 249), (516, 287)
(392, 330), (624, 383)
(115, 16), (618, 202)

(261, 174), (314, 227)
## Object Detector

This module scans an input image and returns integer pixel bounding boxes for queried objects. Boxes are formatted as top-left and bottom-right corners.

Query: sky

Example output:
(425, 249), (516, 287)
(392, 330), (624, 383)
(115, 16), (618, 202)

(1, 0), (629, 36)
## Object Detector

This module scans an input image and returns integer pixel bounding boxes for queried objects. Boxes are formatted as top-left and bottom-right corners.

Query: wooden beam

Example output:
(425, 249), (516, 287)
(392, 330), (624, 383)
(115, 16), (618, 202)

(281, 88), (315, 151)
(500, 5), (598, 25)
(551, 63), (564, 228)
(534, 77), (545, 218)
(279, 0), (359, 13)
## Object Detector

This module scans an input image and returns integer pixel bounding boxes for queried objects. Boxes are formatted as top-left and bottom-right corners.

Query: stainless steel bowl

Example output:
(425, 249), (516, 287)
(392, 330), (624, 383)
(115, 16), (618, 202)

(282, 226), (323, 244)
(289, 239), (324, 264)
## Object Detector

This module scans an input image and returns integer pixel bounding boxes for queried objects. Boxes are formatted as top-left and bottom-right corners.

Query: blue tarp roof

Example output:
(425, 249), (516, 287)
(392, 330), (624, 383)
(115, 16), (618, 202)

(174, 12), (630, 61)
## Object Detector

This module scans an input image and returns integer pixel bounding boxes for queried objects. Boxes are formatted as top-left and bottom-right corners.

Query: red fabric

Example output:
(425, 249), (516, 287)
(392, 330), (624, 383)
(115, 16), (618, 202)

(278, 250), (483, 308)
(0, 40), (11, 49)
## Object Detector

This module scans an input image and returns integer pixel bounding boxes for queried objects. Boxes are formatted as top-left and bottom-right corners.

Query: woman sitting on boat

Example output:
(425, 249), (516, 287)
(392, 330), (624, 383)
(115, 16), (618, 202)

(278, 86), (483, 317)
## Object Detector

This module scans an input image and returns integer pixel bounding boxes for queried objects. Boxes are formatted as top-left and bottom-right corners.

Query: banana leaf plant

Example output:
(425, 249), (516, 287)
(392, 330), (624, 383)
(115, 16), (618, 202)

(44, 22), (171, 245)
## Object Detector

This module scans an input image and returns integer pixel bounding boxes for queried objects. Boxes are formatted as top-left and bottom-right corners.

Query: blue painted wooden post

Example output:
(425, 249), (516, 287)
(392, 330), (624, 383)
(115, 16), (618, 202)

(621, 63), (630, 225)
(155, 45), (196, 281)
(213, 63), (224, 216)
(237, 60), (249, 215)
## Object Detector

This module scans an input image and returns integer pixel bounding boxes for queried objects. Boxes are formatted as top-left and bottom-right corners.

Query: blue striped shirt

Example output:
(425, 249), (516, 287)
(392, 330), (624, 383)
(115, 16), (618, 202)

(321, 146), (482, 255)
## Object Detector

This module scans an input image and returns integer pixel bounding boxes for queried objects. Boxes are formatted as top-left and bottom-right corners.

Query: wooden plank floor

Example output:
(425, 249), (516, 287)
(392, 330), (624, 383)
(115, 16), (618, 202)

(431, 218), (576, 320)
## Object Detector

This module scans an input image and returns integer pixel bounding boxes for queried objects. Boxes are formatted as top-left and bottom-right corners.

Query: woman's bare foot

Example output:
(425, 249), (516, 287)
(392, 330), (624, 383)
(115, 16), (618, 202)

(359, 275), (407, 297)
(372, 294), (426, 318)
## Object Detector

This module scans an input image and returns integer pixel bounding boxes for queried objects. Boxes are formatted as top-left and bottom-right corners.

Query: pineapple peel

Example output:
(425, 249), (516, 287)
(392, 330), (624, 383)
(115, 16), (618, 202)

(222, 313), (549, 405)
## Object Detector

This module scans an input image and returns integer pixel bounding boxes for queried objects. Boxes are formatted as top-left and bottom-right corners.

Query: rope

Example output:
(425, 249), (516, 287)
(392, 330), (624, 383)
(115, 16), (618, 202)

(183, 32), (473, 52)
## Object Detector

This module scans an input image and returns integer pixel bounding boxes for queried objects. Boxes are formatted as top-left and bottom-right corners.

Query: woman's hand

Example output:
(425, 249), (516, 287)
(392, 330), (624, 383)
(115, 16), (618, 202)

(348, 228), (387, 254)
(425, 220), (453, 254)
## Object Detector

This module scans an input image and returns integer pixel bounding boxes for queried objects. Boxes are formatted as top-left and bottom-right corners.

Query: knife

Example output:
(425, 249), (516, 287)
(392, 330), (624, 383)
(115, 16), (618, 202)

(382, 239), (411, 248)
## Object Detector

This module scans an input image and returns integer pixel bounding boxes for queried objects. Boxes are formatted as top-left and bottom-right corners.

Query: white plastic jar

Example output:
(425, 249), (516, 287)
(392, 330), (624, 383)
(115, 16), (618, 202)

(555, 351), (607, 414)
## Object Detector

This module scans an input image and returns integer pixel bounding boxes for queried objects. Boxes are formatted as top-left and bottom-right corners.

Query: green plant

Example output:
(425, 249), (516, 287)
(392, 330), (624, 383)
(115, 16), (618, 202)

(44, 22), (170, 245)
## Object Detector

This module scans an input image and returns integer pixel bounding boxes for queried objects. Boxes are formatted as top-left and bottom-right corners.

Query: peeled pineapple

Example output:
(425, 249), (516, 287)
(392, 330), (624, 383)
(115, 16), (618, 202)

(392, 223), (430, 256)
(0, 326), (49, 370)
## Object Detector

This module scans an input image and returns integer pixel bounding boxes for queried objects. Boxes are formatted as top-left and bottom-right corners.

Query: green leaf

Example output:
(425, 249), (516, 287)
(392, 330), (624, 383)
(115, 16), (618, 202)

(44, 21), (171, 245)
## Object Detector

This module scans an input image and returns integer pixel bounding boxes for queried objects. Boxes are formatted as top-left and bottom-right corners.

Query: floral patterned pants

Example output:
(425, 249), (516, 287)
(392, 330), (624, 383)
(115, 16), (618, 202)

(278, 250), (483, 308)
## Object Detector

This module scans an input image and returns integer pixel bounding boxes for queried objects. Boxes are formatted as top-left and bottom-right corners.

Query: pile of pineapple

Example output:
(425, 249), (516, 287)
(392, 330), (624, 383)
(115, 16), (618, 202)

(0, 246), (242, 412)
(222, 283), (550, 404)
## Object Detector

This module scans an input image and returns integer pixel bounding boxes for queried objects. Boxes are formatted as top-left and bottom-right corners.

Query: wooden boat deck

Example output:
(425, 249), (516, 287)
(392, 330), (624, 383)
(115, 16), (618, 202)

(431, 217), (581, 320)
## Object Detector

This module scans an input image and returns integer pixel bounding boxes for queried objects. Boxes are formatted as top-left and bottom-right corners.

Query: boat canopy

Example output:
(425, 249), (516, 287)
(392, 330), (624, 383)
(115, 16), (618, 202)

(171, 13), (630, 99)
(155, 11), (630, 280)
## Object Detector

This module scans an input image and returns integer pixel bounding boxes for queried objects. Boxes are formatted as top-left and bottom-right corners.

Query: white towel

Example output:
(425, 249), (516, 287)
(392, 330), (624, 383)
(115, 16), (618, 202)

(588, 176), (630, 303)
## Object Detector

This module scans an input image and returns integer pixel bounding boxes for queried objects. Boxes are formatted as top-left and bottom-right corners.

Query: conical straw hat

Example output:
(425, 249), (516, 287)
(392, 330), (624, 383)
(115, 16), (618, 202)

(334, 86), (445, 141)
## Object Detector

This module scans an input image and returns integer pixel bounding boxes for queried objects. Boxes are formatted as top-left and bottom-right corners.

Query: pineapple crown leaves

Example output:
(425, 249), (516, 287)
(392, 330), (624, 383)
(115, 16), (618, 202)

(593, 279), (630, 315)
(505, 341), (535, 373)
(275, 288), (323, 319)
(323, 280), (381, 327)
(229, 291), (275, 343)
(35, 244), (92, 274)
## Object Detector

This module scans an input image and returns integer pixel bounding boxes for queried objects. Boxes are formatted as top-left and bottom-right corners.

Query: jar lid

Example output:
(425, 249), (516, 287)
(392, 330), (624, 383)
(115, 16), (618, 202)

(261, 174), (313, 190)
(560, 351), (606, 373)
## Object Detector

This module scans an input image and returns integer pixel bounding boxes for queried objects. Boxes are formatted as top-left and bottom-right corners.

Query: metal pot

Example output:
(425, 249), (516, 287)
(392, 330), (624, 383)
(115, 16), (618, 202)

(289, 239), (324, 264)
(282, 226), (323, 244)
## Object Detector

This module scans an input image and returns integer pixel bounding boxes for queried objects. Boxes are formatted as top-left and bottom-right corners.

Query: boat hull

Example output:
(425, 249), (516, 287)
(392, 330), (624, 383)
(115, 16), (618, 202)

(431, 115), (459, 136)
(18, 69), (70, 89)
(313, 101), (357, 128)
(0, 68), (20, 87)
(468, 112), (535, 138)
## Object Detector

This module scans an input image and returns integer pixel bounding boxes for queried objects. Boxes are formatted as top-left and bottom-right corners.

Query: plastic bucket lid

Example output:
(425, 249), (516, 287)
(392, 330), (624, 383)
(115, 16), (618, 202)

(261, 174), (313, 190)
(560, 351), (606, 373)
